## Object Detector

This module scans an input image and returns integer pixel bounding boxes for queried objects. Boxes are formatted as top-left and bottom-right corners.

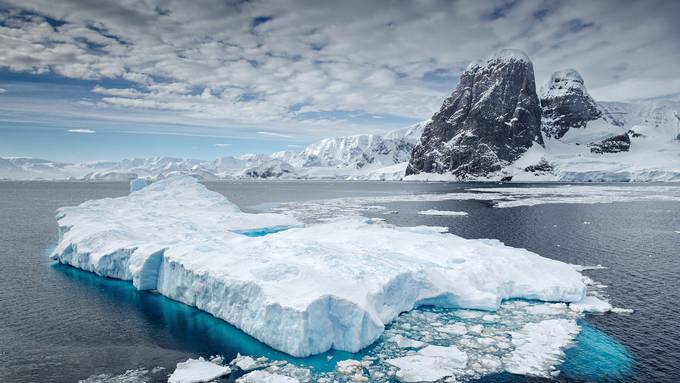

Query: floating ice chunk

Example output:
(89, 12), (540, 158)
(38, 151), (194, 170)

(168, 357), (231, 383)
(53, 176), (587, 357)
(569, 296), (613, 313)
(611, 307), (634, 314)
(232, 354), (267, 371)
(525, 303), (568, 315)
(569, 264), (607, 271)
(336, 359), (368, 375)
(438, 323), (467, 336)
(417, 210), (468, 216)
(386, 345), (468, 382)
(237, 370), (300, 383)
(502, 319), (580, 377)
(389, 334), (427, 349)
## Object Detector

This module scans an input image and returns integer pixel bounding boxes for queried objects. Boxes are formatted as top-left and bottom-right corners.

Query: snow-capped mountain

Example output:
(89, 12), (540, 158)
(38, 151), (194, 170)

(0, 122), (426, 181)
(405, 49), (680, 182)
(407, 49), (544, 179)
(3, 49), (679, 183)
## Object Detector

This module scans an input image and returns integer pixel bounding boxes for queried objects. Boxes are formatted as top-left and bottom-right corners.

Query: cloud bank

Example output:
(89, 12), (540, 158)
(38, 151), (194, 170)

(0, 0), (678, 139)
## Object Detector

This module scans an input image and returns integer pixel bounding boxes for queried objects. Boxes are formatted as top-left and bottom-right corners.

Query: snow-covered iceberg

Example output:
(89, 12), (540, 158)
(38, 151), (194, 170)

(52, 176), (586, 357)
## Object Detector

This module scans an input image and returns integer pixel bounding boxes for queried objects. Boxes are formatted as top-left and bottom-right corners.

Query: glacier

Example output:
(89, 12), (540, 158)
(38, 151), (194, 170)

(52, 176), (588, 357)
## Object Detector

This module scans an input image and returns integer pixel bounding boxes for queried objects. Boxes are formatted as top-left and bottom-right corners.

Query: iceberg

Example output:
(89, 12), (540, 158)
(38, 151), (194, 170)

(52, 176), (586, 357)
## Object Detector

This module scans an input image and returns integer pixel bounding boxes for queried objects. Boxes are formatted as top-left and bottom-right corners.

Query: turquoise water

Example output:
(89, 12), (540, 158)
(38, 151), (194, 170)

(232, 225), (291, 237)
(53, 262), (359, 373)
(54, 262), (635, 381)
(562, 321), (633, 381)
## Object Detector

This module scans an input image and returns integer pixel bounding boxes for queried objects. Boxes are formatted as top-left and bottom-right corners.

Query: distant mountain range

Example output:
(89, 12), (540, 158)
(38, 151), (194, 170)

(0, 121), (427, 181)
(3, 50), (680, 182)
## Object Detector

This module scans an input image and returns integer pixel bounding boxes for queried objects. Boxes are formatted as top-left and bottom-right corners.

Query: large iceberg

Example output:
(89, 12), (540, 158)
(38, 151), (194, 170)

(52, 176), (586, 357)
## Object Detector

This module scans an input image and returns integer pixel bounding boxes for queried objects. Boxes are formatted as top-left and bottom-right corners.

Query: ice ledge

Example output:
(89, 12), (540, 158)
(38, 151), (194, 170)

(52, 176), (586, 357)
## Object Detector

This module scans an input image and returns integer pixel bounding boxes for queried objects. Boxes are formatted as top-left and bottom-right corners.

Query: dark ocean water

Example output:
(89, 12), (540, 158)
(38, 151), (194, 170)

(0, 181), (678, 382)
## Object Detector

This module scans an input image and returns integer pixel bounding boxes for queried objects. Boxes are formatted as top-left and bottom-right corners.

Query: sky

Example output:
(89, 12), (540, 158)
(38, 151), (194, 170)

(1, 0), (679, 162)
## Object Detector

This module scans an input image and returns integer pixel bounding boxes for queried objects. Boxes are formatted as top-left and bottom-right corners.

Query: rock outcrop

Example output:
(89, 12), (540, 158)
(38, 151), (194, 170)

(406, 49), (543, 178)
(588, 133), (631, 154)
(540, 69), (602, 139)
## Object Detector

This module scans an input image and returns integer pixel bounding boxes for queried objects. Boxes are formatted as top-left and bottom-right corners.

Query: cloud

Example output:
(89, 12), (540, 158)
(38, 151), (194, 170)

(213, 143), (232, 147)
(67, 128), (96, 133)
(0, 88), (6, 94)
(257, 131), (293, 138)
(0, 0), (678, 141)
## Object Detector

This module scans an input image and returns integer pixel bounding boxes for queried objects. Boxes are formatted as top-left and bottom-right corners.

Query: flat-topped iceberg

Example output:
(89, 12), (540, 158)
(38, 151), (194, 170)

(52, 176), (586, 357)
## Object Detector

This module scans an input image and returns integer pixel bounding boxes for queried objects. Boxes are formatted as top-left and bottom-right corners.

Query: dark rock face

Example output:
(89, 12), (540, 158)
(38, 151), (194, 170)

(540, 70), (602, 139)
(588, 133), (631, 154)
(406, 49), (543, 178)
(524, 159), (554, 173)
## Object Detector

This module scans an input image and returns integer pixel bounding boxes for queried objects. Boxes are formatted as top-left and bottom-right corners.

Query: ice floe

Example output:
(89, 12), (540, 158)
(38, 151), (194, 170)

(386, 345), (468, 382)
(272, 184), (680, 222)
(237, 370), (300, 383)
(418, 209), (468, 216)
(466, 185), (680, 208)
(53, 176), (588, 358)
(168, 357), (231, 383)
(570, 296), (613, 313)
(503, 319), (580, 377)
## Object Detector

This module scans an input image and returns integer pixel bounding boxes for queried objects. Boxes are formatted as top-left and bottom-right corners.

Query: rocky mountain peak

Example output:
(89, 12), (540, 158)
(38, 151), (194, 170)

(406, 48), (543, 178)
(541, 69), (602, 139)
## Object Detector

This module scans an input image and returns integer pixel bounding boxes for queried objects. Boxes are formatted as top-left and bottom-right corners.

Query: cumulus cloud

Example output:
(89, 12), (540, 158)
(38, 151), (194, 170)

(0, 0), (678, 138)
(67, 128), (96, 133)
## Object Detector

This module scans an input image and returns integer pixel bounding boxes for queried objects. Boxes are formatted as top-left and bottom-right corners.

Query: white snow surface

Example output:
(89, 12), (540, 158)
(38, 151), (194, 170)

(569, 295), (613, 313)
(237, 370), (300, 383)
(168, 357), (231, 383)
(502, 319), (580, 377)
(53, 176), (586, 357)
(386, 345), (468, 382)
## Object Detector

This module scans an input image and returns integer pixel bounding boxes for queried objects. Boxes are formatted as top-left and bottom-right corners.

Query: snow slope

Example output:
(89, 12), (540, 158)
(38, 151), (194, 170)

(52, 176), (587, 357)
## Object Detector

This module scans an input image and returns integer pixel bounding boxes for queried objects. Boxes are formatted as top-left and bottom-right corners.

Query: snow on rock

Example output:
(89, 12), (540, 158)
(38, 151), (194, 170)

(407, 48), (543, 179)
(417, 210), (468, 216)
(237, 370), (300, 383)
(502, 319), (580, 378)
(53, 176), (587, 357)
(168, 357), (231, 383)
(386, 345), (468, 382)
